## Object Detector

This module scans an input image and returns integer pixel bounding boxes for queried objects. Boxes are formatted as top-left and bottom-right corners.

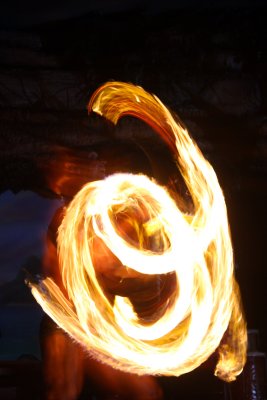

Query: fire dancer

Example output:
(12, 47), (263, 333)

(31, 81), (247, 398)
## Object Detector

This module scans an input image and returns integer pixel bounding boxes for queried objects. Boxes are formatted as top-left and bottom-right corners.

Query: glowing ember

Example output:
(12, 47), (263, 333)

(29, 82), (247, 381)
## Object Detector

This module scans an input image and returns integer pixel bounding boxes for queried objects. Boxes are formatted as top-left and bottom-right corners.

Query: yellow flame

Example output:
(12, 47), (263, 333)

(29, 82), (247, 381)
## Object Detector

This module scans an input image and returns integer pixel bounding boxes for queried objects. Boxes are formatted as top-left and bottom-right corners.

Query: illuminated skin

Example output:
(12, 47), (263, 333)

(31, 82), (247, 385)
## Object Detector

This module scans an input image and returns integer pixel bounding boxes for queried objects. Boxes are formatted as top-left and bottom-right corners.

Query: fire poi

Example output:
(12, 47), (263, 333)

(29, 82), (247, 382)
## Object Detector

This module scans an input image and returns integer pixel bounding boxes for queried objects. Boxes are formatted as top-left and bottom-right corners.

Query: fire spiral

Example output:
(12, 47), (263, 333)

(30, 82), (247, 381)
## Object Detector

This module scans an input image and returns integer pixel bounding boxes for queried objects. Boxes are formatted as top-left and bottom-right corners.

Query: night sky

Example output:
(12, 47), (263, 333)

(0, 0), (266, 28)
(0, 191), (59, 285)
(0, 192), (59, 359)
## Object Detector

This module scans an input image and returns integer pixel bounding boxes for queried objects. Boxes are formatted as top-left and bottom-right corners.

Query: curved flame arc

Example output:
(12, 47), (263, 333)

(30, 82), (247, 381)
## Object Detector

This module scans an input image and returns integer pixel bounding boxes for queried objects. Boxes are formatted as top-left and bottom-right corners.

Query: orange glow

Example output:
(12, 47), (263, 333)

(29, 82), (247, 381)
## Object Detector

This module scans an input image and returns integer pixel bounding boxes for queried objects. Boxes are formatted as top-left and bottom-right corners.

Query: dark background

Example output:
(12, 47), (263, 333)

(0, 0), (266, 397)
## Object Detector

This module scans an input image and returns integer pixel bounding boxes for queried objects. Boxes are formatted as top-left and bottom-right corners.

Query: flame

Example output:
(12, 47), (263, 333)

(29, 82), (247, 381)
